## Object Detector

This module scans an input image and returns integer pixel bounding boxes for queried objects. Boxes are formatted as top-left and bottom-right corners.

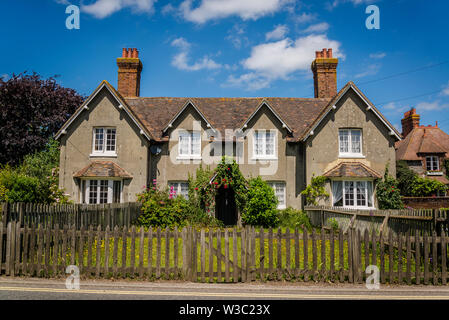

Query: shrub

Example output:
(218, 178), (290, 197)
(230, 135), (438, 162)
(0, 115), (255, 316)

(327, 217), (339, 231)
(301, 175), (329, 206)
(0, 167), (42, 203)
(277, 207), (312, 231)
(410, 177), (447, 197)
(241, 177), (279, 227)
(376, 166), (403, 209)
(396, 160), (417, 196)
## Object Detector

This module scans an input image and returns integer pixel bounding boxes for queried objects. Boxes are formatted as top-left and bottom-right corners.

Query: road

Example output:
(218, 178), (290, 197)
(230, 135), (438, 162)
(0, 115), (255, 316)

(1, 277), (449, 300)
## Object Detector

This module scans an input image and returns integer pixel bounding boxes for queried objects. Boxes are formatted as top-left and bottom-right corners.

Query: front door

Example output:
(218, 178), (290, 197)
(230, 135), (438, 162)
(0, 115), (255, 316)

(215, 185), (237, 226)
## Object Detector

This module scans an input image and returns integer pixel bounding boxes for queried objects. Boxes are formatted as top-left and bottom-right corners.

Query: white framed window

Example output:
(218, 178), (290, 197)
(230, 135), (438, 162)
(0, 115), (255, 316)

(268, 182), (286, 209)
(339, 129), (362, 157)
(178, 131), (201, 159)
(332, 180), (373, 209)
(426, 156), (439, 171)
(91, 127), (117, 156)
(168, 182), (189, 199)
(253, 130), (276, 159)
(83, 179), (122, 204)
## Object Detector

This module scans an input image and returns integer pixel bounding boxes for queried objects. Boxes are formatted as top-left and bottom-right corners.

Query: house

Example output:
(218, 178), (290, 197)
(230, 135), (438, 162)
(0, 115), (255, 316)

(396, 108), (449, 192)
(55, 47), (401, 224)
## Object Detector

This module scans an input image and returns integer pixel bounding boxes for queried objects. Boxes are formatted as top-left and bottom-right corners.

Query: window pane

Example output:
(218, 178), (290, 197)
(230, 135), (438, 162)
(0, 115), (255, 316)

(339, 130), (349, 153)
(254, 132), (263, 156)
(89, 180), (98, 204)
(106, 129), (116, 151)
(113, 181), (121, 203)
(94, 128), (104, 151)
(191, 132), (201, 156)
(99, 180), (109, 204)
(351, 130), (361, 153)
(180, 182), (189, 199)
(179, 133), (189, 156)
(266, 131), (275, 156)
(344, 181), (354, 206)
(356, 181), (366, 207)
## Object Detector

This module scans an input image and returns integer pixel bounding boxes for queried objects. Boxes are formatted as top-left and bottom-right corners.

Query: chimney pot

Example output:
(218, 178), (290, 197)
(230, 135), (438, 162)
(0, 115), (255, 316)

(401, 107), (420, 138)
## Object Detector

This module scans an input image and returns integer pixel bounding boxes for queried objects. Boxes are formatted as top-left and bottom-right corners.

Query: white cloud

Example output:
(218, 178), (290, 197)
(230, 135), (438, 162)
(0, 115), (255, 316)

(179, 0), (287, 24)
(416, 100), (449, 111)
(303, 22), (329, 34)
(81, 0), (156, 19)
(442, 81), (449, 96)
(369, 52), (386, 59)
(171, 37), (222, 71)
(0, 74), (9, 81)
(327, 0), (378, 9)
(226, 24), (248, 49)
(294, 12), (316, 24)
(265, 25), (289, 41)
(225, 34), (344, 90)
(354, 63), (380, 78)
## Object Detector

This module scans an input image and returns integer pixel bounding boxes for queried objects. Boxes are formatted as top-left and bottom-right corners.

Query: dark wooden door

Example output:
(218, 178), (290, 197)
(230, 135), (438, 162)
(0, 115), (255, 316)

(215, 186), (237, 226)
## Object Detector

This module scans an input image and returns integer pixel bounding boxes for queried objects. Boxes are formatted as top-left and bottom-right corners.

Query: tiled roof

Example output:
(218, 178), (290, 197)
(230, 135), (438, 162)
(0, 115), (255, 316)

(323, 162), (382, 178)
(125, 97), (331, 142)
(428, 175), (449, 185)
(73, 161), (133, 178)
(396, 127), (449, 160)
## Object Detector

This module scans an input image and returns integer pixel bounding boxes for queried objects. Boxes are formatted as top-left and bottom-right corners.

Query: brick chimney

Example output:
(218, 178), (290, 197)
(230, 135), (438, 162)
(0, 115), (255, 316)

(311, 48), (338, 98)
(401, 108), (420, 138)
(117, 48), (143, 97)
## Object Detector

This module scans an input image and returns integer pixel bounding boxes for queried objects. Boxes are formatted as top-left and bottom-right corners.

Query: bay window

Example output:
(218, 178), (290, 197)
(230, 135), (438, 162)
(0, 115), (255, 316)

(332, 180), (373, 209)
(82, 179), (122, 204)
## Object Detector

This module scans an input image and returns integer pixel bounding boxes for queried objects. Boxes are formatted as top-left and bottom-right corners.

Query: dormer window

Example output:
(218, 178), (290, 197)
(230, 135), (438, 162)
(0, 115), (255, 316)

(426, 156), (439, 171)
(91, 127), (117, 156)
(339, 129), (362, 157)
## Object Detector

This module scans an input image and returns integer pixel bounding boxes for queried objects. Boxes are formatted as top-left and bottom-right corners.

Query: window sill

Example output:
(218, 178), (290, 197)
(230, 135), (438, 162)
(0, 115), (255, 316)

(338, 154), (365, 159)
(176, 156), (202, 161)
(90, 153), (117, 158)
(251, 157), (278, 161)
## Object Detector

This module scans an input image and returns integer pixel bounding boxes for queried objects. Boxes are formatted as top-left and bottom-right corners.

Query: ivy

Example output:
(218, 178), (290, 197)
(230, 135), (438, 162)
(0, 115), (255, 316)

(375, 166), (403, 209)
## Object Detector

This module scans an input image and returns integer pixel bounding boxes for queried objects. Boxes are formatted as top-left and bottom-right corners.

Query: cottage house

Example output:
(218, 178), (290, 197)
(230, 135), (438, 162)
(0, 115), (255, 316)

(55, 48), (401, 223)
(396, 108), (449, 193)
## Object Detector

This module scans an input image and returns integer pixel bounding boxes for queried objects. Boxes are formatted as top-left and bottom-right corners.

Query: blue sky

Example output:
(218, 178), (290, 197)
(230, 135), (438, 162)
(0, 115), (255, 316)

(1, 0), (449, 133)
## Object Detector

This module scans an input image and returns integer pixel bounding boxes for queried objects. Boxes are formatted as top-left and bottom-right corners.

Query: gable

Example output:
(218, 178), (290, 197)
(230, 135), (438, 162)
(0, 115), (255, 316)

(302, 82), (401, 141)
(55, 81), (153, 141)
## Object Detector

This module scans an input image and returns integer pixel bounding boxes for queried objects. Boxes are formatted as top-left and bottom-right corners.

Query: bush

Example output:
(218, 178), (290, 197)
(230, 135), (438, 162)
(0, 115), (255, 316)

(0, 167), (42, 203)
(410, 177), (447, 197)
(326, 218), (339, 231)
(376, 167), (403, 209)
(277, 207), (312, 231)
(396, 160), (417, 196)
(241, 177), (279, 227)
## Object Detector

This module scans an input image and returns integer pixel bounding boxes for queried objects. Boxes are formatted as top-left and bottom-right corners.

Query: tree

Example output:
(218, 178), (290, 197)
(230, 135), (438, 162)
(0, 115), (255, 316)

(396, 160), (418, 196)
(376, 166), (403, 209)
(0, 72), (84, 165)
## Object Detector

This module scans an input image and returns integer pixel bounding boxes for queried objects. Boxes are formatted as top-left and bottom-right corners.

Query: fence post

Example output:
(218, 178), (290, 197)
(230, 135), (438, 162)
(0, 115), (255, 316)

(1, 203), (9, 226)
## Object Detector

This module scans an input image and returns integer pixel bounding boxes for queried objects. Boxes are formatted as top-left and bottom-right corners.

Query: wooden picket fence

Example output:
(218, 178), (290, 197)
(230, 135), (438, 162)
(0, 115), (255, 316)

(1, 222), (449, 285)
(0, 202), (142, 230)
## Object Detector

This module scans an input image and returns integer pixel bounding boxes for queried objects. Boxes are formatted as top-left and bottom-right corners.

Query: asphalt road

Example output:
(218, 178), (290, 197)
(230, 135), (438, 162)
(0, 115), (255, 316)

(1, 277), (449, 300)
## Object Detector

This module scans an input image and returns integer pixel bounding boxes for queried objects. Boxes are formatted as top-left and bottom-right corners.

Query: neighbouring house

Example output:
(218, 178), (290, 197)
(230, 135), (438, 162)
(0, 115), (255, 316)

(55, 48), (401, 224)
(396, 108), (449, 194)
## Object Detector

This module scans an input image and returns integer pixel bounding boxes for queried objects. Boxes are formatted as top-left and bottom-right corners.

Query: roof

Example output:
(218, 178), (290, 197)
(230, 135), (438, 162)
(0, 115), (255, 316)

(125, 97), (330, 142)
(73, 161), (133, 178)
(428, 175), (449, 185)
(396, 126), (449, 160)
(323, 162), (382, 179)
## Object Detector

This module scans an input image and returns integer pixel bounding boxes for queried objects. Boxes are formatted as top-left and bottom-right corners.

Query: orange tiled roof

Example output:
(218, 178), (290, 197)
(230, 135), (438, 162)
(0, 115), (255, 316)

(323, 162), (382, 179)
(74, 161), (133, 178)
(396, 126), (449, 160)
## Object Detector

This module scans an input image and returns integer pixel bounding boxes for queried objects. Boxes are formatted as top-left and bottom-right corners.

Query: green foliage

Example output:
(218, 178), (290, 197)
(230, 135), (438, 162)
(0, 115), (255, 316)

(300, 175), (329, 206)
(277, 207), (312, 230)
(410, 176), (447, 197)
(445, 159), (449, 179)
(188, 157), (248, 215)
(327, 217), (339, 231)
(396, 160), (418, 196)
(0, 138), (70, 204)
(137, 181), (223, 229)
(241, 177), (279, 227)
(376, 166), (403, 209)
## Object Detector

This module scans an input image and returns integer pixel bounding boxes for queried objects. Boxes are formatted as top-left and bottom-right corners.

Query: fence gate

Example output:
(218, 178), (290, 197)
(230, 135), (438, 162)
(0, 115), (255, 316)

(182, 226), (256, 283)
